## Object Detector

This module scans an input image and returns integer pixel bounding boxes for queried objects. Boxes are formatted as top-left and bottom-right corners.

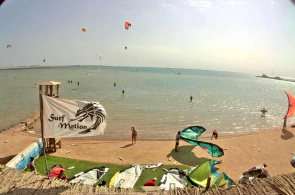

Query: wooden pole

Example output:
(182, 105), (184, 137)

(39, 91), (49, 175)
(50, 86), (53, 97)
(45, 86), (49, 95)
(283, 118), (287, 129)
(56, 84), (60, 98)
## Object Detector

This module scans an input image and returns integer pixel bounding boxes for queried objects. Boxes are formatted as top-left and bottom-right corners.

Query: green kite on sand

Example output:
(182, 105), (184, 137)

(180, 126), (224, 157)
(188, 159), (233, 188)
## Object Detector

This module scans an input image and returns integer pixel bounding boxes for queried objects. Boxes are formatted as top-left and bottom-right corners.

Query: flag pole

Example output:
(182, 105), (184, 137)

(39, 91), (49, 175)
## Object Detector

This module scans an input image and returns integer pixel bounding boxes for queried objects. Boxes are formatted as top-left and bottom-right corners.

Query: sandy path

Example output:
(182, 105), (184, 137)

(0, 128), (38, 164)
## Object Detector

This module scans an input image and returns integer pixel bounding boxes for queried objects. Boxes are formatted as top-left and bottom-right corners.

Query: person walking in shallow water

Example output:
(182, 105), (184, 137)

(261, 108), (267, 117)
(131, 127), (137, 144)
(122, 90), (125, 95)
(190, 95), (193, 102)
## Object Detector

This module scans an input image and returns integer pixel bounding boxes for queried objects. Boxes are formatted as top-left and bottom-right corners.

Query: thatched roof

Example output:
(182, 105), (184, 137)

(37, 81), (62, 86)
(0, 165), (141, 195)
(175, 172), (295, 195)
(1, 165), (295, 195)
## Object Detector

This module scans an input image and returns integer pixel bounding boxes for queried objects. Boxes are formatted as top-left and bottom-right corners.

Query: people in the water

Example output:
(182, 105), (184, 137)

(122, 90), (125, 95)
(261, 108), (267, 117)
(114, 82), (116, 87)
(190, 95), (193, 102)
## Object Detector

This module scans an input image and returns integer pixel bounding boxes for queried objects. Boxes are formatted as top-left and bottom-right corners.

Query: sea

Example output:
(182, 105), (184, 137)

(0, 66), (294, 140)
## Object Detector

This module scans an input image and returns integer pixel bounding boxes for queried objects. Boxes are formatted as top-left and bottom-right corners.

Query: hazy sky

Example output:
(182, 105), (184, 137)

(1, 0), (295, 76)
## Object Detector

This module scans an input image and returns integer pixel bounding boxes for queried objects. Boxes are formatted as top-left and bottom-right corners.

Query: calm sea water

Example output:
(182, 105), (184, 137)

(0, 66), (294, 140)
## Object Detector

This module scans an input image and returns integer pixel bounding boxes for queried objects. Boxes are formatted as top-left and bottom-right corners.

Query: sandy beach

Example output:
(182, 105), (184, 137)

(1, 119), (295, 182)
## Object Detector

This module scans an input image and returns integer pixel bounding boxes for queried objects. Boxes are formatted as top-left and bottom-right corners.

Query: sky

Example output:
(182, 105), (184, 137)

(0, 0), (295, 76)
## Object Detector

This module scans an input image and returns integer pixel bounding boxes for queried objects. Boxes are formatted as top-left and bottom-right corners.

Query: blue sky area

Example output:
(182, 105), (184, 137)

(0, 0), (295, 76)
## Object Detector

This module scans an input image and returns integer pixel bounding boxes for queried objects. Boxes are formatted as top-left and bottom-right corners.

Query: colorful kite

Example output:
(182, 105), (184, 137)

(82, 27), (86, 32)
(284, 91), (295, 119)
(7, 44), (11, 48)
(188, 160), (233, 188)
(125, 22), (131, 30)
(180, 126), (224, 157)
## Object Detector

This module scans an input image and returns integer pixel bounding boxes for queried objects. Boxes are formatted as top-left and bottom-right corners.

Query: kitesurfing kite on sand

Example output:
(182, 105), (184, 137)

(180, 126), (224, 157)
(283, 91), (295, 129)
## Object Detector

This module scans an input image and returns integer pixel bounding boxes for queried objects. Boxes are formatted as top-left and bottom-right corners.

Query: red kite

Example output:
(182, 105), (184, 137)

(284, 92), (295, 119)
(125, 22), (131, 30)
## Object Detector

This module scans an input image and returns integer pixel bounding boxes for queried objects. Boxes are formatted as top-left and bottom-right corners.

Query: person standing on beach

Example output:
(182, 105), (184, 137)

(28, 157), (38, 173)
(211, 130), (218, 140)
(131, 127), (137, 144)
(190, 95), (193, 102)
(114, 82), (116, 87)
(175, 131), (181, 152)
(122, 90), (125, 95)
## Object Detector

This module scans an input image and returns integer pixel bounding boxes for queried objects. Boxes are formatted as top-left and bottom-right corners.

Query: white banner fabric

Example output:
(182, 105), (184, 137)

(42, 95), (107, 138)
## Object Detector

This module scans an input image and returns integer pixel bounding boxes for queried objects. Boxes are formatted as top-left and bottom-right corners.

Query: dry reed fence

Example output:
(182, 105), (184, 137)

(1, 165), (295, 195)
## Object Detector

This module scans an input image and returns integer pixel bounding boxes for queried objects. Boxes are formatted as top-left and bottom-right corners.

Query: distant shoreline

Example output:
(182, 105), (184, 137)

(256, 74), (295, 83)
(0, 65), (101, 70)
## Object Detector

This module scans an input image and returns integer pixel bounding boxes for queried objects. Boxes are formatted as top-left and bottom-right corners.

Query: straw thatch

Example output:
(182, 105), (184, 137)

(172, 172), (295, 195)
(1, 164), (295, 195)
(0, 165), (142, 195)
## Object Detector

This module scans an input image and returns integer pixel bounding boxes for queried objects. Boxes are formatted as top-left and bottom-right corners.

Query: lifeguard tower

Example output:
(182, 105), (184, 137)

(38, 81), (62, 152)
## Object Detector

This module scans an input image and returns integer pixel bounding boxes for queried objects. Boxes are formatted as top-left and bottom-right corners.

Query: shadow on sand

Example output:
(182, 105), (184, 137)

(166, 145), (208, 167)
(281, 128), (294, 140)
(0, 154), (16, 165)
(120, 144), (133, 148)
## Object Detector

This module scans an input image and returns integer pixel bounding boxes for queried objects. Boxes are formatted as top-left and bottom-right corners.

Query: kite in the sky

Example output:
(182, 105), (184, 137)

(125, 46), (127, 50)
(180, 126), (224, 157)
(43, 59), (45, 62)
(98, 54), (101, 60)
(7, 45), (11, 48)
(125, 22), (131, 30)
(82, 27), (86, 32)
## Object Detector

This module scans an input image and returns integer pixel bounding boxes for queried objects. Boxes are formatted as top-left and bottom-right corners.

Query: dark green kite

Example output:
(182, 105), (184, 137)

(180, 126), (224, 157)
